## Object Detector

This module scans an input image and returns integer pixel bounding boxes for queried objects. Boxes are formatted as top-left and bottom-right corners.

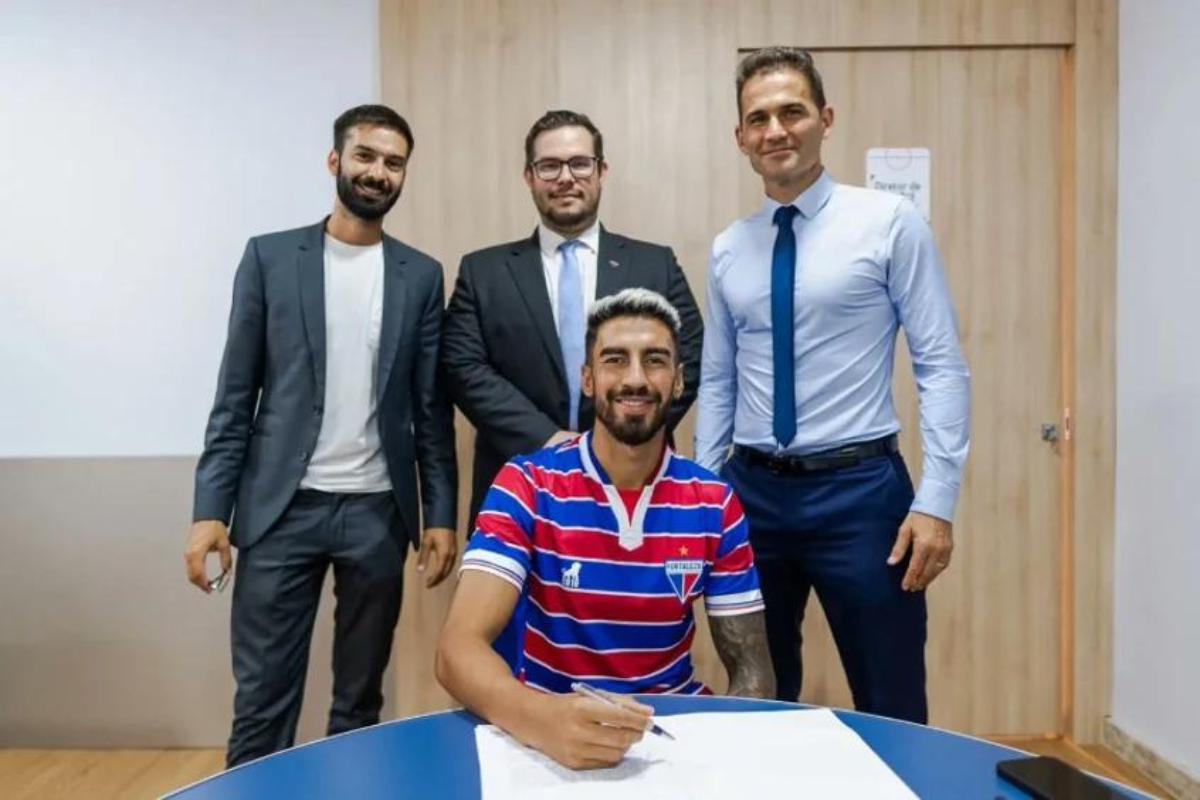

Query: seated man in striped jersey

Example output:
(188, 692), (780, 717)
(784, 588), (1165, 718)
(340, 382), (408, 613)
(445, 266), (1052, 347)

(436, 288), (774, 770)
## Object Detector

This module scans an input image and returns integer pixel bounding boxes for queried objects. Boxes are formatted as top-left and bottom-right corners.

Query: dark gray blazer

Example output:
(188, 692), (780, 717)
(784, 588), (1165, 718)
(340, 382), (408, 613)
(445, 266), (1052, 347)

(441, 227), (702, 528)
(193, 220), (457, 550)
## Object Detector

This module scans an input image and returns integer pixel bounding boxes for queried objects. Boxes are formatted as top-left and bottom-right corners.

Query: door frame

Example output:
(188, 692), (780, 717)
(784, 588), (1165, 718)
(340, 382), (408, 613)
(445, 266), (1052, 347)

(735, 2), (1116, 743)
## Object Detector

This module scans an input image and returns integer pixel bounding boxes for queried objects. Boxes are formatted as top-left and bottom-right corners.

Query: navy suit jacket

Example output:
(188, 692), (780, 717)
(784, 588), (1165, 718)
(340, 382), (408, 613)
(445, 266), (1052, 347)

(441, 227), (702, 528)
(193, 220), (457, 550)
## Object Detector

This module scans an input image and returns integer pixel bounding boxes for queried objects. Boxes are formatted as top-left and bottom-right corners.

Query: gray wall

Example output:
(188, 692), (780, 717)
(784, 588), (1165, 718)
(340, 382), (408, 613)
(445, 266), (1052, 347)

(0, 458), (391, 747)
(1114, 0), (1200, 778)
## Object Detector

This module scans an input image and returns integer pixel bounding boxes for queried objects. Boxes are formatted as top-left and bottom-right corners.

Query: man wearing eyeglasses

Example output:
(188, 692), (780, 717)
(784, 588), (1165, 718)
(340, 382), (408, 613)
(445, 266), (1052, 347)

(442, 109), (703, 530)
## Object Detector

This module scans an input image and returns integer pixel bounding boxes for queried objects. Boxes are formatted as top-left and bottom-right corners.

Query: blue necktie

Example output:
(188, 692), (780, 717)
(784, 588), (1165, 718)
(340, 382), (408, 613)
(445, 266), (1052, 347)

(557, 240), (585, 431)
(771, 205), (799, 448)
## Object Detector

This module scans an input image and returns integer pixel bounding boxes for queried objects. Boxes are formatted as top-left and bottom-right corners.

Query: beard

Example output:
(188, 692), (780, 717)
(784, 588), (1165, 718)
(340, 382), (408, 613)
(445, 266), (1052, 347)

(595, 386), (669, 446)
(337, 170), (402, 221)
(534, 187), (600, 231)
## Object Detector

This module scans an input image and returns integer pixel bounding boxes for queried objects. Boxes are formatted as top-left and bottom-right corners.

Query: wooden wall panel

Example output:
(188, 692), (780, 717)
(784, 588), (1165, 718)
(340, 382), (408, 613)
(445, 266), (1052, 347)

(733, 0), (1074, 48)
(746, 47), (1066, 734)
(1070, 0), (1117, 744)
(378, 0), (1117, 740)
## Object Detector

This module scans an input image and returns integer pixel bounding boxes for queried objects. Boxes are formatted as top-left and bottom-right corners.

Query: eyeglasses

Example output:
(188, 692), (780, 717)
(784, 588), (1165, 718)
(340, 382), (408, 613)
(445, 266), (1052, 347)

(529, 156), (601, 181)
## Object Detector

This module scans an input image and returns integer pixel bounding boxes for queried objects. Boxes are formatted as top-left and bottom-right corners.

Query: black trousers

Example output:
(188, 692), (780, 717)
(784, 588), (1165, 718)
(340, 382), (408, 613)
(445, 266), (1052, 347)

(723, 450), (928, 724)
(226, 490), (407, 767)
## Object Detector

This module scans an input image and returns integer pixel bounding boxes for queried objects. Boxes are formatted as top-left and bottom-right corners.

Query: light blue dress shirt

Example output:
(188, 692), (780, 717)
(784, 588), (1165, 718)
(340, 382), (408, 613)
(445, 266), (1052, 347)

(695, 171), (970, 522)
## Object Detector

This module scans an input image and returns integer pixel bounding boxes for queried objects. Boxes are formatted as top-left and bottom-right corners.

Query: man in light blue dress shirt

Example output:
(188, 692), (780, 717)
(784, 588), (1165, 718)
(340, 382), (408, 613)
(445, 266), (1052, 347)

(696, 47), (970, 723)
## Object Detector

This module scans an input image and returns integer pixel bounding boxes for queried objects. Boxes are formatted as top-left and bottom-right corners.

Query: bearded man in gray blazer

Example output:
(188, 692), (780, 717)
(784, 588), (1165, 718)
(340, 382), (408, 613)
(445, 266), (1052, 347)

(185, 104), (457, 767)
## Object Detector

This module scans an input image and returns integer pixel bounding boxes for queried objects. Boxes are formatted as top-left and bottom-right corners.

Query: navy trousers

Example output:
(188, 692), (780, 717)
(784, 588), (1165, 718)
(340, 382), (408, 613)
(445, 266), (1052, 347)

(722, 449), (928, 723)
(226, 490), (407, 767)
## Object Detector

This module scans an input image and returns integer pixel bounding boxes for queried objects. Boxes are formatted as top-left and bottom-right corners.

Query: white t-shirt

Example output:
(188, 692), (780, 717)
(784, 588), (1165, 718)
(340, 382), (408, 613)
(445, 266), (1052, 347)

(299, 234), (391, 492)
(538, 220), (600, 328)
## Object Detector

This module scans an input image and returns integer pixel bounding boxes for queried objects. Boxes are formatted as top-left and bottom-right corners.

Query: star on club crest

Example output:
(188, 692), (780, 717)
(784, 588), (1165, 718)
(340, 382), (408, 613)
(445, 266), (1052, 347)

(664, 546), (703, 602)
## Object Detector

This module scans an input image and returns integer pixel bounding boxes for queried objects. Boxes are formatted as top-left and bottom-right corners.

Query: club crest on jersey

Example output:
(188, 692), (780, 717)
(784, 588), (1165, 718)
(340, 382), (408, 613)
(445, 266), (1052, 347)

(664, 552), (703, 601)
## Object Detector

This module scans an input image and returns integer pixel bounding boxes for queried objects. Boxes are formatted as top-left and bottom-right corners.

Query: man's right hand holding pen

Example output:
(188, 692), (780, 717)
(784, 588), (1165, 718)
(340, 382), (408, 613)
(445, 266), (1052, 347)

(436, 572), (677, 771)
(571, 682), (676, 740)
(523, 686), (657, 770)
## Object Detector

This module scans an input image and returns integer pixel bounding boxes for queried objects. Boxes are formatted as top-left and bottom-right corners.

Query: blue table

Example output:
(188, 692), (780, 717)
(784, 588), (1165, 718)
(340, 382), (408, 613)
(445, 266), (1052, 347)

(166, 696), (1147, 799)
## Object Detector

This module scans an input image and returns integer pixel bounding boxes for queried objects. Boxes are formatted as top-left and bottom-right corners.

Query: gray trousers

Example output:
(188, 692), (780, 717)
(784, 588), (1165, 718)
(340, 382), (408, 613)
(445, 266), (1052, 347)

(226, 489), (407, 768)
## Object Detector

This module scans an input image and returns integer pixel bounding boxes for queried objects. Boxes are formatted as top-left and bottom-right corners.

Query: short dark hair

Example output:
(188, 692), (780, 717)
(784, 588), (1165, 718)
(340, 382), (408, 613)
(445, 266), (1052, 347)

(524, 109), (604, 165)
(735, 47), (827, 118)
(333, 104), (414, 155)
(585, 288), (681, 364)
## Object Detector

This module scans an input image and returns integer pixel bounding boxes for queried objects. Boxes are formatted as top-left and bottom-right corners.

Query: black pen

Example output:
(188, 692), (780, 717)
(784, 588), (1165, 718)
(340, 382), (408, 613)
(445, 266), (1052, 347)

(570, 682), (677, 741)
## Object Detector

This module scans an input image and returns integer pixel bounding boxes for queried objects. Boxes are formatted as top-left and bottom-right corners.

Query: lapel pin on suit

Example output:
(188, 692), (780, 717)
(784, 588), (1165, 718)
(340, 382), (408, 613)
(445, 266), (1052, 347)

(608, 259), (620, 268)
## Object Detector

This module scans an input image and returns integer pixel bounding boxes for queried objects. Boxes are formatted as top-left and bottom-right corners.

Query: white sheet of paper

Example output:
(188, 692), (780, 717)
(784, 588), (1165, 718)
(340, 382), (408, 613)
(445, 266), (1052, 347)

(475, 708), (917, 800)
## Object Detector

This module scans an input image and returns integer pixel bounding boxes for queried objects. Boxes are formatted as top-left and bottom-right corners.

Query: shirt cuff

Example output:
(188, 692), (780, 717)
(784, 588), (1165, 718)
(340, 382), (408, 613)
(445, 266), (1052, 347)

(694, 440), (729, 474)
(192, 490), (234, 526)
(704, 589), (765, 616)
(459, 552), (527, 590)
(911, 476), (958, 523)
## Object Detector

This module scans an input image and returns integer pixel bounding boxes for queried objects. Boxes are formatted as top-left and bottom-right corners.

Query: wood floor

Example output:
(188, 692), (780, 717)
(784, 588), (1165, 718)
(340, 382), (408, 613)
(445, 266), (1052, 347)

(989, 737), (1169, 798)
(0, 749), (225, 799)
(0, 737), (1168, 799)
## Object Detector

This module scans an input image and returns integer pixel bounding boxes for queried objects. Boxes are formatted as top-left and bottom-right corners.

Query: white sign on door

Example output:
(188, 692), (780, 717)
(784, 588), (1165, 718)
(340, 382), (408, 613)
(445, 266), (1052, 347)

(866, 148), (931, 222)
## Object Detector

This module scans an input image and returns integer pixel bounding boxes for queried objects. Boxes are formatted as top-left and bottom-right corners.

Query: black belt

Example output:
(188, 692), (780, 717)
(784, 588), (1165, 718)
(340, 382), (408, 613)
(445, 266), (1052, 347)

(734, 435), (899, 475)
(295, 488), (391, 501)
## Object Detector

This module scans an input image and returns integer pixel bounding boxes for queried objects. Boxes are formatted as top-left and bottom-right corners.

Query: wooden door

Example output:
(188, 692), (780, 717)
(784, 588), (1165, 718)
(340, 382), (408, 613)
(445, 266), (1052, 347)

(729, 47), (1065, 735)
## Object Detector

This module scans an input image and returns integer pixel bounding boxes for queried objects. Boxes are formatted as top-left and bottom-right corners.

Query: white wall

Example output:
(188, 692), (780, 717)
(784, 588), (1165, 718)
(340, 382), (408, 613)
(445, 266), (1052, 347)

(0, 0), (384, 748)
(0, 0), (379, 457)
(1114, 0), (1200, 779)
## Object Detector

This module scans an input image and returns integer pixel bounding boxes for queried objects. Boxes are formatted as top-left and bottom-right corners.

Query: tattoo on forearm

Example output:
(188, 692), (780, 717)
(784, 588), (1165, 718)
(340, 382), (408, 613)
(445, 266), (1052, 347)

(709, 611), (776, 699)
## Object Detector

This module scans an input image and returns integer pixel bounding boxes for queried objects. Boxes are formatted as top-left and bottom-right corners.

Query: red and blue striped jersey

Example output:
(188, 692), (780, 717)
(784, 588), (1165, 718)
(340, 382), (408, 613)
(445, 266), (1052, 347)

(460, 431), (763, 696)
